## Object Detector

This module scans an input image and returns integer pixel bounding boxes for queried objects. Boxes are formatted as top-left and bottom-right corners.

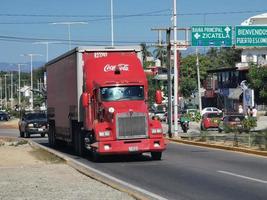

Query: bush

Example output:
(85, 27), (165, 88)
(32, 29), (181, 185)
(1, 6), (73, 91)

(242, 117), (257, 132)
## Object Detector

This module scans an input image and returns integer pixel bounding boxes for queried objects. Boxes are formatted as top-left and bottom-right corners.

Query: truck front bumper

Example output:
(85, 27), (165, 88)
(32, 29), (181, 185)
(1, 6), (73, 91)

(93, 138), (166, 155)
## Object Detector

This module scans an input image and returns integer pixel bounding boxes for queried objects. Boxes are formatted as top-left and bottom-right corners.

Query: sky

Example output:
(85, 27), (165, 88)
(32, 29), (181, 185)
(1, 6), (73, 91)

(0, 0), (266, 64)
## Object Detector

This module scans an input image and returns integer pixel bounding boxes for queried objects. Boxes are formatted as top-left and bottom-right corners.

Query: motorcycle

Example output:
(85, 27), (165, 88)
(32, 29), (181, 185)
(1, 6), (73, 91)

(179, 115), (190, 133)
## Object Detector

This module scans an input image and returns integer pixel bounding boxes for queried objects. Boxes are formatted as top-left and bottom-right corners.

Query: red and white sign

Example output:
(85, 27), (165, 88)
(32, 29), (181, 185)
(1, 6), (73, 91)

(104, 64), (129, 72)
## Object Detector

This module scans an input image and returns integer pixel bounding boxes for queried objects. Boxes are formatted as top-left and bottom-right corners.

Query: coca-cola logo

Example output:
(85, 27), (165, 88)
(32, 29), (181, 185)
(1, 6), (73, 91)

(104, 64), (129, 72)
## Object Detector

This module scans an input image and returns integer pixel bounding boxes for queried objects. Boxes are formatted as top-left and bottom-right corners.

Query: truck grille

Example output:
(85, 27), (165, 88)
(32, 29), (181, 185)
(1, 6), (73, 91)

(116, 112), (148, 139)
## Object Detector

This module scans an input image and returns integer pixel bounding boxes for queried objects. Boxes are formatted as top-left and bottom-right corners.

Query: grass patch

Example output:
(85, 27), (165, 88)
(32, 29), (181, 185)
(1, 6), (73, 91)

(29, 147), (65, 164)
(14, 140), (28, 146)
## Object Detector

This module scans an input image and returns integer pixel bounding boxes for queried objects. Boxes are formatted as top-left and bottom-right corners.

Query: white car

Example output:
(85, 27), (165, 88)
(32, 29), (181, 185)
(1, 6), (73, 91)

(201, 107), (222, 116)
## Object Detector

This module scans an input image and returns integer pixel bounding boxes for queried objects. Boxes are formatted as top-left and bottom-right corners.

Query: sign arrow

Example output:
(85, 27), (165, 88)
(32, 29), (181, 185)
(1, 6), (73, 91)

(194, 33), (201, 39)
(225, 26), (231, 37)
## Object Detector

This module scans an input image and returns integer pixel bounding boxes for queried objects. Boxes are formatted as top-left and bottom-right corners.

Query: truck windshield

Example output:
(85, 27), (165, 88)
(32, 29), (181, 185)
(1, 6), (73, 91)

(100, 86), (144, 101)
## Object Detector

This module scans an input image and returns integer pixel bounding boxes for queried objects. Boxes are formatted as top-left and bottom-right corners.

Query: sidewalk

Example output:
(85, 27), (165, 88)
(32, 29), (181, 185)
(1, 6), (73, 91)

(0, 137), (135, 200)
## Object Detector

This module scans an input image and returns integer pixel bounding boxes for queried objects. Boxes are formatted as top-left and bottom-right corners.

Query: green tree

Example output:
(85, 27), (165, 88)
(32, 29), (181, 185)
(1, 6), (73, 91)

(180, 54), (211, 97)
(247, 64), (267, 101)
(206, 47), (241, 69)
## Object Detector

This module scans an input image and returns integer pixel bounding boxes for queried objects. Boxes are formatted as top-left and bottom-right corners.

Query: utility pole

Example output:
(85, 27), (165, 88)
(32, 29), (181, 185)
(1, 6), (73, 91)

(166, 28), (173, 138)
(196, 48), (202, 112)
(173, 0), (179, 136)
(151, 27), (173, 137)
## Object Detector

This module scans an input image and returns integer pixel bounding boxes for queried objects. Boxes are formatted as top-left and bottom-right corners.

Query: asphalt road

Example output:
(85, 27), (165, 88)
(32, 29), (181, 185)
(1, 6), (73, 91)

(1, 128), (266, 200)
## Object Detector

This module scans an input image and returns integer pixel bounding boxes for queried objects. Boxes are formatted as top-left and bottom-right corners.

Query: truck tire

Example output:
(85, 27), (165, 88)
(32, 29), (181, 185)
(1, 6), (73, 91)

(151, 152), (162, 160)
(72, 121), (84, 156)
(48, 120), (56, 147)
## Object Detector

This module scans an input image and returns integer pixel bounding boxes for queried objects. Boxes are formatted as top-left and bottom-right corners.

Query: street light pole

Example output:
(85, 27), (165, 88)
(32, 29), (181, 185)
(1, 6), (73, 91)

(0, 77), (2, 109)
(111, 0), (114, 46)
(10, 72), (13, 109)
(33, 41), (60, 62)
(51, 22), (88, 50)
(4, 74), (8, 109)
(21, 54), (42, 110)
(18, 64), (27, 110)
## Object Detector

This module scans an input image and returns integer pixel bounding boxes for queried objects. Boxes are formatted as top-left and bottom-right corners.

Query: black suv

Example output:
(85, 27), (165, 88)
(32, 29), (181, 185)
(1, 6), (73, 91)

(18, 112), (48, 138)
(0, 111), (10, 121)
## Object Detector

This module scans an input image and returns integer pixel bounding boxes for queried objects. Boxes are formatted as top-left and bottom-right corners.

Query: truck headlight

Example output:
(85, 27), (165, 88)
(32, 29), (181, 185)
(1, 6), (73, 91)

(99, 130), (111, 137)
(108, 107), (115, 113)
(27, 123), (34, 128)
(151, 128), (162, 134)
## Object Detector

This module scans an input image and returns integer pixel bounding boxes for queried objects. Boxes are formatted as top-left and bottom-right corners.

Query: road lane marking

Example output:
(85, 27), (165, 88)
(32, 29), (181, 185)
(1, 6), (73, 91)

(217, 170), (267, 184)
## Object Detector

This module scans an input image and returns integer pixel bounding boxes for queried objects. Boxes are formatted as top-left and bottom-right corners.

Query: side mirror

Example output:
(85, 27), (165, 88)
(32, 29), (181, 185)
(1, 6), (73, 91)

(82, 92), (89, 107)
(155, 90), (162, 104)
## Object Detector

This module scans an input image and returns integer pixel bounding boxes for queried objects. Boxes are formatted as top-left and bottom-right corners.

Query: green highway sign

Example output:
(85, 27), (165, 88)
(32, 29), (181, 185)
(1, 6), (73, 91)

(235, 26), (267, 47)
(191, 26), (233, 47)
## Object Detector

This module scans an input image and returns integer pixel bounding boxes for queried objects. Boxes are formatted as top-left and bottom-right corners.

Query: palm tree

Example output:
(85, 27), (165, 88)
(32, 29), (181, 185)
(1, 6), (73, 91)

(140, 43), (152, 64)
(153, 44), (167, 66)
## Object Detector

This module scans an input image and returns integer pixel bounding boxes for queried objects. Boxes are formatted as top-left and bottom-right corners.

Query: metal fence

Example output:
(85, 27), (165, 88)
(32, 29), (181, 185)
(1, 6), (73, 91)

(183, 131), (267, 151)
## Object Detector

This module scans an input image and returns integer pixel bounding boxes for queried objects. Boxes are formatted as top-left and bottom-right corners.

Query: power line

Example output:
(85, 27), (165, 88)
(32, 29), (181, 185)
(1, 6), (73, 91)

(0, 35), (155, 45)
(0, 9), (171, 18)
(0, 9), (266, 18)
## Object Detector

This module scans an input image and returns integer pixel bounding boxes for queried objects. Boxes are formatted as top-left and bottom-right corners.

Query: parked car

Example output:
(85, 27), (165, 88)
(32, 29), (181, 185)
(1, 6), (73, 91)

(18, 112), (48, 138)
(218, 114), (246, 133)
(201, 107), (222, 116)
(201, 112), (223, 130)
(0, 111), (10, 121)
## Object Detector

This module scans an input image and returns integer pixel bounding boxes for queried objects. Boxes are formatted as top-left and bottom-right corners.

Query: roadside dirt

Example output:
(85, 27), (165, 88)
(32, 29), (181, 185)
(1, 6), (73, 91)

(0, 137), (135, 200)
(0, 118), (19, 129)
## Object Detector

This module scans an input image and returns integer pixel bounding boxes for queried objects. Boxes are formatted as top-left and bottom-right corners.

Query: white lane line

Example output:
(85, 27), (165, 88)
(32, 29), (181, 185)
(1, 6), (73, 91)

(217, 170), (267, 184)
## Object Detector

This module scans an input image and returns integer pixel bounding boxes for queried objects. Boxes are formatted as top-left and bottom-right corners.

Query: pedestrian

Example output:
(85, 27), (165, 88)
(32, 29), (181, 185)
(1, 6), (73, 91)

(247, 106), (252, 117)
(238, 105), (243, 114)
(252, 106), (257, 119)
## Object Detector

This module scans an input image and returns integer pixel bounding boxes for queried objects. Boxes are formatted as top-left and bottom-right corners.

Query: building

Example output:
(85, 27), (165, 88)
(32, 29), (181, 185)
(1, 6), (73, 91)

(203, 13), (267, 112)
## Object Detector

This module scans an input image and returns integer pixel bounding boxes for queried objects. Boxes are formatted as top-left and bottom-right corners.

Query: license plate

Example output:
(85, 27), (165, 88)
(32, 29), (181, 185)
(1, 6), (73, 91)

(128, 146), (138, 152)
(38, 128), (43, 131)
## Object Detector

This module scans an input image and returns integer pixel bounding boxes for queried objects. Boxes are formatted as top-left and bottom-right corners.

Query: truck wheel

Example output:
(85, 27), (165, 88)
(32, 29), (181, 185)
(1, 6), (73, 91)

(48, 120), (56, 147)
(72, 122), (84, 156)
(151, 152), (162, 160)
(91, 149), (100, 162)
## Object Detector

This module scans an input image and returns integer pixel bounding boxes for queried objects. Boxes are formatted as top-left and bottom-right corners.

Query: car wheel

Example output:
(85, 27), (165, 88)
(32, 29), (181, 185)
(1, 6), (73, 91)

(20, 131), (25, 138)
(41, 133), (46, 137)
(25, 132), (30, 138)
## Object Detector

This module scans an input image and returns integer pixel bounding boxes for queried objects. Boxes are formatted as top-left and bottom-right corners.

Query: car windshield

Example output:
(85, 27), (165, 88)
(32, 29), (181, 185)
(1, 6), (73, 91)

(100, 86), (144, 101)
(207, 113), (223, 118)
(25, 113), (46, 120)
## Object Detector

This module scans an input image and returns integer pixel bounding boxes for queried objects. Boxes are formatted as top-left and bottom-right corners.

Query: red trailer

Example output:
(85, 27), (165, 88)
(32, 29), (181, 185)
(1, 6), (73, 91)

(46, 46), (166, 160)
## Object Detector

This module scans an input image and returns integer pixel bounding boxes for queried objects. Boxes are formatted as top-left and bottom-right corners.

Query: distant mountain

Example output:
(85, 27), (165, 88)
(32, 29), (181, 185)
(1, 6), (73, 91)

(0, 62), (45, 72)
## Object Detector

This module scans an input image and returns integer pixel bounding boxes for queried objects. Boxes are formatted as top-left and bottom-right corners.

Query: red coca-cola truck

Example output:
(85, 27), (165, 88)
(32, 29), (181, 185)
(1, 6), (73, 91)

(46, 46), (166, 160)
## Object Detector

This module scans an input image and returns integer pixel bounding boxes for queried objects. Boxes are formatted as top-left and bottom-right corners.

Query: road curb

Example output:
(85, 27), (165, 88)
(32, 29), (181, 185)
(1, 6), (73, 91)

(28, 141), (156, 200)
(168, 138), (267, 157)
